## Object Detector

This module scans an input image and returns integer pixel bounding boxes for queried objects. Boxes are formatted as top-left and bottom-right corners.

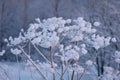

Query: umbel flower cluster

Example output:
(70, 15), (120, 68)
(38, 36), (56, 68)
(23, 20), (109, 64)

(4, 17), (113, 51)
(1, 17), (119, 80)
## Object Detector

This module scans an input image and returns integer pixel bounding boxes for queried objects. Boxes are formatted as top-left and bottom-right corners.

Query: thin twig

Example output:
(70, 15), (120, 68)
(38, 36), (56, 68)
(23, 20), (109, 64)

(16, 55), (21, 80)
(18, 46), (47, 80)
(31, 41), (61, 76)
(0, 65), (11, 80)
(60, 63), (69, 80)
(30, 41), (50, 63)
(71, 70), (75, 80)
(79, 50), (98, 80)
(50, 46), (56, 80)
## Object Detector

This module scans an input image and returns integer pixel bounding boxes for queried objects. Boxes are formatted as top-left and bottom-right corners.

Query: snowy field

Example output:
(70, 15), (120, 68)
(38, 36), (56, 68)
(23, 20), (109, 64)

(0, 62), (98, 80)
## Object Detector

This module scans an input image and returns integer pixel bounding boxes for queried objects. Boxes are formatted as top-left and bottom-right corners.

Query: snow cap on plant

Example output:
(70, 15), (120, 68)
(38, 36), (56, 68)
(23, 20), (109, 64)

(87, 34), (111, 50)
(111, 37), (117, 43)
(60, 45), (80, 63)
(74, 65), (84, 73)
(67, 17), (97, 42)
(86, 60), (93, 66)
(10, 48), (22, 55)
(5, 33), (26, 46)
(93, 21), (100, 27)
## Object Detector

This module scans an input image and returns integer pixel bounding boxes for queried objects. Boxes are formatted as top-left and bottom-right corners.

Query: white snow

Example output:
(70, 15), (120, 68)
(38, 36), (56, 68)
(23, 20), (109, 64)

(0, 62), (98, 80)
(86, 60), (93, 66)
(0, 50), (5, 56)
(10, 48), (22, 55)
(111, 37), (117, 42)
(93, 22), (100, 27)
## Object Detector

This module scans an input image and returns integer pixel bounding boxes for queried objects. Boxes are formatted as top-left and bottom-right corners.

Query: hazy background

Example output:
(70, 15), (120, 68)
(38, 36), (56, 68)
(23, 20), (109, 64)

(0, 0), (120, 61)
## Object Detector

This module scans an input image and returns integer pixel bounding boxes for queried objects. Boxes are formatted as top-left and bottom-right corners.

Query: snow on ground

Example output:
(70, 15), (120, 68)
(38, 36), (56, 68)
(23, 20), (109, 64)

(0, 62), (97, 80)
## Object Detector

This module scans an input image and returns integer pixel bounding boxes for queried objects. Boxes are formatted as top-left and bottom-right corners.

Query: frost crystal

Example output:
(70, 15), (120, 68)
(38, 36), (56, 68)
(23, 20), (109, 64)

(7, 34), (25, 46)
(103, 66), (120, 80)
(115, 58), (120, 64)
(64, 49), (79, 61)
(57, 28), (64, 33)
(65, 45), (72, 50)
(111, 37), (117, 42)
(4, 38), (8, 42)
(104, 37), (111, 46)
(0, 50), (5, 56)
(115, 51), (120, 64)
(81, 48), (88, 54)
(93, 21), (100, 27)
(40, 31), (59, 48)
(86, 60), (93, 66)
(11, 48), (22, 55)
(104, 66), (114, 74)
(31, 36), (42, 45)
(81, 44), (86, 48)
(74, 65), (84, 73)
(89, 34), (111, 50)
(61, 45), (80, 62)
(39, 62), (55, 73)
(74, 46), (80, 51)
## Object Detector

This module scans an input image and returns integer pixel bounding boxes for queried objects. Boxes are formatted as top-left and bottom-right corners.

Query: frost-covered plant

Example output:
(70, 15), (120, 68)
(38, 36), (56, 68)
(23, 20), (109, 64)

(3, 17), (116, 80)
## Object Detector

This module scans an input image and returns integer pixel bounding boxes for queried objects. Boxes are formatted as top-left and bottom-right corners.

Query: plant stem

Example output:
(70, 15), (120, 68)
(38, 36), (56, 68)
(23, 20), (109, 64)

(31, 41), (50, 63)
(18, 46), (47, 80)
(28, 42), (31, 55)
(75, 41), (78, 46)
(16, 55), (21, 80)
(50, 46), (53, 67)
(71, 70), (75, 80)
(67, 71), (70, 80)
(50, 46), (56, 80)
(71, 41), (78, 80)
(78, 50), (98, 80)
(31, 41), (61, 77)
(60, 63), (69, 80)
